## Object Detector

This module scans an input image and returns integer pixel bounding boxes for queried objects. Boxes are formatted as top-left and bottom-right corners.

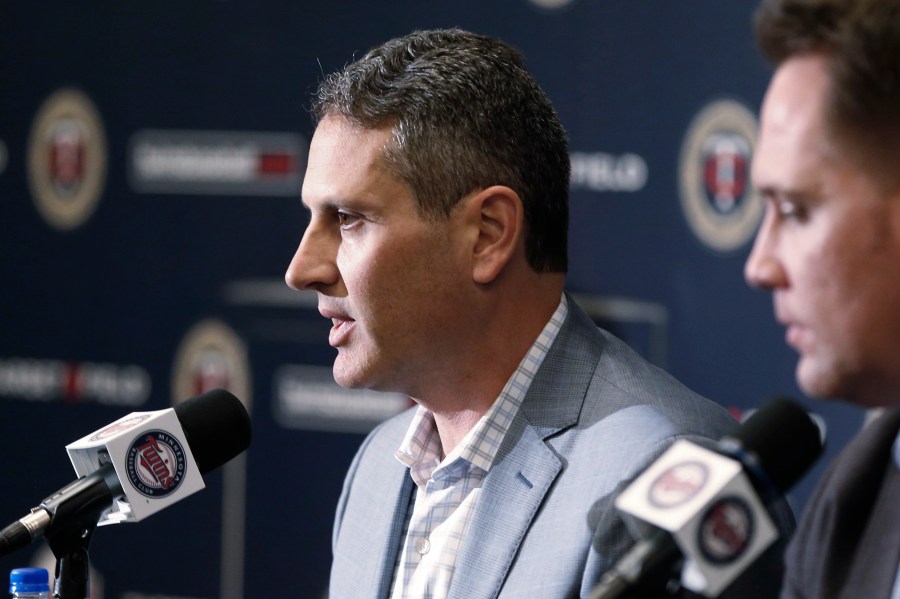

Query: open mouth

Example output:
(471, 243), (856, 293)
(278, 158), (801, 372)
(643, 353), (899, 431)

(329, 318), (356, 347)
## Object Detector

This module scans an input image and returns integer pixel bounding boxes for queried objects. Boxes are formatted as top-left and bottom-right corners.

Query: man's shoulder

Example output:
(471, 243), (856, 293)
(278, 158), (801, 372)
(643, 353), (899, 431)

(570, 320), (736, 438)
(533, 297), (737, 441)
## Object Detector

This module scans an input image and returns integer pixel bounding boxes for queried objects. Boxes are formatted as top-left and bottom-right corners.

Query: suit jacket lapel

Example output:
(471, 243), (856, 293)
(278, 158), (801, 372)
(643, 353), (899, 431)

(447, 417), (563, 599)
(331, 418), (416, 599)
(446, 297), (603, 599)
(374, 472), (416, 599)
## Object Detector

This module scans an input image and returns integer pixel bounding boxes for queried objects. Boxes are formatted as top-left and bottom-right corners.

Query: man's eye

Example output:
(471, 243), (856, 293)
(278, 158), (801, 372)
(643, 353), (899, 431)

(337, 211), (359, 228)
(776, 199), (806, 221)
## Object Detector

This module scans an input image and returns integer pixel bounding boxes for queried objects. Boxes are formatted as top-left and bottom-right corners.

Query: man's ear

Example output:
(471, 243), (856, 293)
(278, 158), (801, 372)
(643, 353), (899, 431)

(469, 185), (524, 284)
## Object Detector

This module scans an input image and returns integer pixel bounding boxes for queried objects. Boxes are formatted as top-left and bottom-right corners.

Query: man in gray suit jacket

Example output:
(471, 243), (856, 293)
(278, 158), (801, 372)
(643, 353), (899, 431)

(746, 1), (900, 597)
(286, 28), (785, 598)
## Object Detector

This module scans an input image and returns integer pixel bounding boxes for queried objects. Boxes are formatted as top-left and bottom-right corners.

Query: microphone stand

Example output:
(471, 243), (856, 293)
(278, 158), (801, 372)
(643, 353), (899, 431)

(47, 516), (97, 599)
(39, 467), (116, 599)
(34, 463), (120, 598)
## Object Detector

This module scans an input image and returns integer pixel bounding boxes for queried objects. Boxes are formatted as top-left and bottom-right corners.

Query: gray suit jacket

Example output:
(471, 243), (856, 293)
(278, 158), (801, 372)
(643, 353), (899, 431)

(329, 299), (784, 598)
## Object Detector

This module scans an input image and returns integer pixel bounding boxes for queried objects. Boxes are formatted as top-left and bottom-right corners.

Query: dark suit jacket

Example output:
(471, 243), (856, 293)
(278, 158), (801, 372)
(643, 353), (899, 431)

(781, 408), (900, 599)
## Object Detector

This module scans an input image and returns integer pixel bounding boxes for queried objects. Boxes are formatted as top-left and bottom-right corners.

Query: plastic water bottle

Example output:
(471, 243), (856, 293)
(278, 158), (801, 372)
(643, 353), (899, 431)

(8, 568), (50, 599)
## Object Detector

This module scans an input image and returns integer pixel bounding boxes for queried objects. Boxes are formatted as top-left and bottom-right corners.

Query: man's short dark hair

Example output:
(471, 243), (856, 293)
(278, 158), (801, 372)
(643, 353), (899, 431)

(312, 28), (570, 272)
(755, 0), (900, 190)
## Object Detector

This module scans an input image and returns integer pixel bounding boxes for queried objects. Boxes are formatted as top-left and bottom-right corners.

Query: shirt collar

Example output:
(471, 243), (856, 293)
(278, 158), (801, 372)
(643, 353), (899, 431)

(395, 294), (568, 481)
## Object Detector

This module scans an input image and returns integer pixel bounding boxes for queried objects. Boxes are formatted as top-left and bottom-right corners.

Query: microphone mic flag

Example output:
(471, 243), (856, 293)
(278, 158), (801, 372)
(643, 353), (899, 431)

(0, 388), (251, 556)
(598, 397), (823, 598)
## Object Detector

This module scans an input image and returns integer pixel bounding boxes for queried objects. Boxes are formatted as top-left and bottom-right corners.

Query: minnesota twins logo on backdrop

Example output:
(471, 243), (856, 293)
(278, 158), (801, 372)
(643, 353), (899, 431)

(27, 89), (108, 231)
(702, 132), (750, 213)
(679, 99), (762, 252)
(171, 319), (252, 410)
(126, 430), (187, 497)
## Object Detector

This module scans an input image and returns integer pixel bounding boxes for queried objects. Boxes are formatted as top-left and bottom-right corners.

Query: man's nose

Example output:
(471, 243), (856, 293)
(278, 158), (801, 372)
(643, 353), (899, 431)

(285, 223), (340, 291)
(744, 211), (787, 290)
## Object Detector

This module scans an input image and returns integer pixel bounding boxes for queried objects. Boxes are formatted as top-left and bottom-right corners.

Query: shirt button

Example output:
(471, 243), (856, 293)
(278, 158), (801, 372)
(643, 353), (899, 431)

(415, 537), (431, 555)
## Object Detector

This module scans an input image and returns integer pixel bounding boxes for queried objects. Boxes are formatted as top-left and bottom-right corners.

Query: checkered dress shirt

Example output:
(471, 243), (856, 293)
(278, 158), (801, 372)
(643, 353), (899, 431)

(389, 295), (568, 599)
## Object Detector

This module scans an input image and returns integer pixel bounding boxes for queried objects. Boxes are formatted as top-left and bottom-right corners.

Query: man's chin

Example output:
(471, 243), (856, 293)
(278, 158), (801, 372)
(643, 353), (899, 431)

(332, 369), (366, 389)
(332, 357), (381, 390)
(796, 359), (858, 404)
(796, 359), (833, 399)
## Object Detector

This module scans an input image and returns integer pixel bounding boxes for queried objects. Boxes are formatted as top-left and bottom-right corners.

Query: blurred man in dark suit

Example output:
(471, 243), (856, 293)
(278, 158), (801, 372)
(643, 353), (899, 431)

(745, 1), (900, 597)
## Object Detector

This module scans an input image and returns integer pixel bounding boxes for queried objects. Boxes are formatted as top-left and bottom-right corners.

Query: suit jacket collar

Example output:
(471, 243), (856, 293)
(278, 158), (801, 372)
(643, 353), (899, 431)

(374, 467), (416, 598)
(519, 295), (604, 439)
(445, 296), (604, 599)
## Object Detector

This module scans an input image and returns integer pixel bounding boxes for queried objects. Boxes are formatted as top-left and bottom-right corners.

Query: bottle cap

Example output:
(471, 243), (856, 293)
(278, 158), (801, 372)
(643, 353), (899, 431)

(9, 568), (50, 593)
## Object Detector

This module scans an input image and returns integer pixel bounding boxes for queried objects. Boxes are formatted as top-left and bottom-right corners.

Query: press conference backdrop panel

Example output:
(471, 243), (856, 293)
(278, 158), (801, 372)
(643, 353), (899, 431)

(0, 2), (864, 597)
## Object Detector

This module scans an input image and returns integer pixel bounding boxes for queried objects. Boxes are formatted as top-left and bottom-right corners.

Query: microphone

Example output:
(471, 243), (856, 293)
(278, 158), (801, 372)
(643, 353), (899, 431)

(591, 397), (823, 598)
(0, 388), (251, 557)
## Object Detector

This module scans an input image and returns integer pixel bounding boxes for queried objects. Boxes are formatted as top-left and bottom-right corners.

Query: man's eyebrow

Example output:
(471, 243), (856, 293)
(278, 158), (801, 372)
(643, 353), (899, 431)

(301, 197), (360, 216)
(755, 178), (816, 199)
(756, 184), (786, 200)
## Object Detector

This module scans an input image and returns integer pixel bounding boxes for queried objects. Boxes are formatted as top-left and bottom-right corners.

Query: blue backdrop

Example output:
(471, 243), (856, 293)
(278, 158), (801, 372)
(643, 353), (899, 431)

(0, 1), (864, 597)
